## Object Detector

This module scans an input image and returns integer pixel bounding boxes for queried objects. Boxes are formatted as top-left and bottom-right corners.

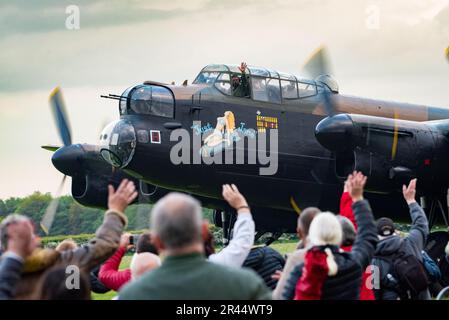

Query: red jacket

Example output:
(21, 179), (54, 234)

(294, 248), (329, 300)
(98, 246), (131, 291)
(339, 192), (375, 300)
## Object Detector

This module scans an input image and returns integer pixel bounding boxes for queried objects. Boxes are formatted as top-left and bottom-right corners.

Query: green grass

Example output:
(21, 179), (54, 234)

(91, 241), (298, 300)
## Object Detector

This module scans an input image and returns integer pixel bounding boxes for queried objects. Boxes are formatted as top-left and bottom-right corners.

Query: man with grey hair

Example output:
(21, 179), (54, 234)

(119, 184), (271, 300)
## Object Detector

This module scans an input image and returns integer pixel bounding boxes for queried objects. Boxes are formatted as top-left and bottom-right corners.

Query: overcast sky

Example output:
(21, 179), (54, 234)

(1, 0), (448, 199)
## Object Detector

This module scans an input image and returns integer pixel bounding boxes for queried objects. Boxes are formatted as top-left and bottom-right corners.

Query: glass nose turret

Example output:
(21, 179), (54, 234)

(99, 119), (136, 168)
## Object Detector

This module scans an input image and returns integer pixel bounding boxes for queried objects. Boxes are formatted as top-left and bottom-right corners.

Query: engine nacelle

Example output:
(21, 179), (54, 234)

(52, 143), (168, 209)
(72, 172), (169, 209)
(316, 114), (449, 192)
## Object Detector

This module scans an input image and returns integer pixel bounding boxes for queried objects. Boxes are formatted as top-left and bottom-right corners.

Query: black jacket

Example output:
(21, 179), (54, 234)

(283, 200), (378, 300)
(372, 202), (430, 300)
(90, 264), (110, 294)
(0, 255), (23, 300)
(243, 246), (285, 290)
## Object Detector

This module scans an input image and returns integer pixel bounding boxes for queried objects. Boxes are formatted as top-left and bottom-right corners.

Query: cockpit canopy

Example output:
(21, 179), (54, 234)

(119, 84), (175, 118)
(193, 64), (333, 103)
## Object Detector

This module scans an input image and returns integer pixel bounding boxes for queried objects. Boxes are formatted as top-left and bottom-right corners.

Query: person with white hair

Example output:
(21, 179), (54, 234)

(286, 171), (378, 300)
(129, 252), (161, 280)
(119, 186), (271, 300)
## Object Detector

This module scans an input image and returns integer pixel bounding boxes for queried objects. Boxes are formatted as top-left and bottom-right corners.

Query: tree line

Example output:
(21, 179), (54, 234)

(0, 192), (216, 236)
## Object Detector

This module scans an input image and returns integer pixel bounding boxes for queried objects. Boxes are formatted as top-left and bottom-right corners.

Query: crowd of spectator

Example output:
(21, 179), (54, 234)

(1, 172), (448, 300)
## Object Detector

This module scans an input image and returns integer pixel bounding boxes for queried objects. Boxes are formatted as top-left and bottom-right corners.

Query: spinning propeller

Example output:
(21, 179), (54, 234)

(302, 46), (337, 117)
(40, 87), (72, 234)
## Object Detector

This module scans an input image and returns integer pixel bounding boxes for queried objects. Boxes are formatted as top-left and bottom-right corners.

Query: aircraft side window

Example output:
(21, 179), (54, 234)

(213, 73), (232, 95)
(131, 86), (152, 114)
(214, 81), (231, 95)
(217, 73), (230, 81)
(150, 86), (175, 117)
(130, 85), (174, 118)
(266, 78), (281, 103)
(251, 77), (268, 102)
(298, 82), (317, 98)
(281, 80), (298, 99)
(194, 71), (220, 84)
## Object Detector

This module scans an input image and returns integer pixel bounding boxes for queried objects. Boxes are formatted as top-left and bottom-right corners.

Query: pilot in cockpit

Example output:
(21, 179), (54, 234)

(231, 62), (250, 98)
(284, 80), (297, 98)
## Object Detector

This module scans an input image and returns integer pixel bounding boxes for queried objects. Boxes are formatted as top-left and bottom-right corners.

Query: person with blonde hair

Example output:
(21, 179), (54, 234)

(55, 239), (78, 252)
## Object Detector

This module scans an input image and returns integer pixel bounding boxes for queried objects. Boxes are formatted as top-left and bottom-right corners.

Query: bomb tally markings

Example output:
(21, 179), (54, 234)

(257, 115), (278, 133)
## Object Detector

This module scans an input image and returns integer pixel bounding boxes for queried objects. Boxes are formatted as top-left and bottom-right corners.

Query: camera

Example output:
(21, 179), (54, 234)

(129, 234), (140, 245)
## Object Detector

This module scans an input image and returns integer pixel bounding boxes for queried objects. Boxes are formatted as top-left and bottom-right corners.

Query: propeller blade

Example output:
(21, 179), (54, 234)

(445, 45), (449, 63)
(49, 87), (72, 147)
(302, 46), (336, 117)
(321, 89), (335, 117)
(40, 175), (67, 235)
(302, 46), (332, 79)
(41, 145), (61, 152)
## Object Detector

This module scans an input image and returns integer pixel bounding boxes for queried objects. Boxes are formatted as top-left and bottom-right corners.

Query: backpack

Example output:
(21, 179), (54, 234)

(421, 250), (441, 282)
(374, 240), (429, 299)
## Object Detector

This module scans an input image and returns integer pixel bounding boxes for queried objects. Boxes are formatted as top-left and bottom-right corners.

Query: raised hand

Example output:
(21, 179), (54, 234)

(222, 184), (249, 213)
(346, 171), (367, 202)
(7, 220), (36, 259)
(238, 62), (247, 73)
(402, 178), (417, 205)
(108, 179), (138, 213)
(120, 232), (133, 249)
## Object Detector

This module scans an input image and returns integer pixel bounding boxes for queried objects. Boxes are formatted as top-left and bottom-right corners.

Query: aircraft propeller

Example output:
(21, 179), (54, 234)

(302, 46), (336, 117)
(40, 87), (72, 235)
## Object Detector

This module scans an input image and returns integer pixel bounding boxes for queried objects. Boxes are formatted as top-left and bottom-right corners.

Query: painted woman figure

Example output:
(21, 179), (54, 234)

(201, 111), (236, 157)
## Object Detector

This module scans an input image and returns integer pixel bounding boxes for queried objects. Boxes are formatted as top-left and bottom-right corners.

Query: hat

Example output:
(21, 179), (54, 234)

(376, 217), (395, 237)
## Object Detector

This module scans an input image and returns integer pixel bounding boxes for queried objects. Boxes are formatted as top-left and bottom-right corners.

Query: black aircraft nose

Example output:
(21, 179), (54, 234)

(315, 114), (354, 151)
(52, 144), (84, 176)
